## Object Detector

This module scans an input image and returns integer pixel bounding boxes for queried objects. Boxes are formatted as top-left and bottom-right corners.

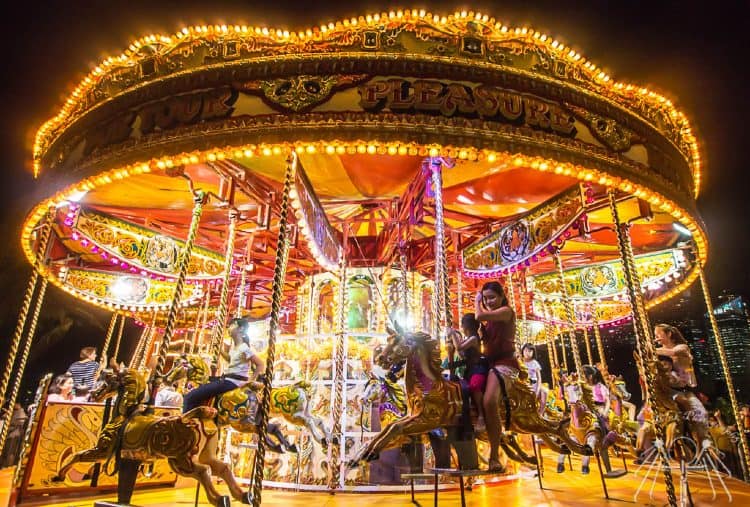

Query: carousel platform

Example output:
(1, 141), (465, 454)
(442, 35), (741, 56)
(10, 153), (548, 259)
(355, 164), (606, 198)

(2, 450), (749, 507)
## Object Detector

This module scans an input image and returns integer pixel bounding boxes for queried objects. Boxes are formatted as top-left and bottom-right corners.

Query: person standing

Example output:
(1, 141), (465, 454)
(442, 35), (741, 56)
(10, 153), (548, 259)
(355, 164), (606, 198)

(0, 404), (28, 467)
(155, 378), (184, 408)
(521, 343), (547, 415)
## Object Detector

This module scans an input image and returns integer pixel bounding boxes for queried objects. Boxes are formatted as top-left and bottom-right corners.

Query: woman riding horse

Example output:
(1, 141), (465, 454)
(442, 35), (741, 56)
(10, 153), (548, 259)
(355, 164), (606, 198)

(183, 318), (264, 416)
(653, 323), (711, 448)
(474, 281), (517, 472)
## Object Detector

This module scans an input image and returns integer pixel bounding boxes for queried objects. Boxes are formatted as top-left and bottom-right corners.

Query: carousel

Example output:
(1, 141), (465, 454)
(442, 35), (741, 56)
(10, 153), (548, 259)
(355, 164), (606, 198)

(2, 8), (749, 507)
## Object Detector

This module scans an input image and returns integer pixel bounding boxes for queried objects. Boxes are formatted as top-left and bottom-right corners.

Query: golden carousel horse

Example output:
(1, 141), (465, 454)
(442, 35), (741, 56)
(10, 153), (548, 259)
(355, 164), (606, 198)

(362, 372), (408, 431)
(167, 355), (331, 447)
(634, 352), (709, 460)
(56, 365), (251, 506)
(562, 376), (627, 477)
(349, 329), (592, 468)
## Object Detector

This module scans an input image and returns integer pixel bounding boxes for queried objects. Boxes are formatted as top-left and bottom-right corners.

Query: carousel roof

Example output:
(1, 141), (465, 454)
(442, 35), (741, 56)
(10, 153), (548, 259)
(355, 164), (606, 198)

(23, 9), (706, 327)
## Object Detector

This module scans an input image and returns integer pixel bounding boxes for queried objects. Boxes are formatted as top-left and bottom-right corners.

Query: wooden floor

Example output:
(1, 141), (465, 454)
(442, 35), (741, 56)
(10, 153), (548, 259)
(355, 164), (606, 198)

(3, 452), (748, 506)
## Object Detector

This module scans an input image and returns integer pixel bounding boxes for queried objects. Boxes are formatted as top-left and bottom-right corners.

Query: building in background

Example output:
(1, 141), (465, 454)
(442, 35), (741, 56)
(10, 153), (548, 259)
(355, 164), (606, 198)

(705, 294), (750, 401)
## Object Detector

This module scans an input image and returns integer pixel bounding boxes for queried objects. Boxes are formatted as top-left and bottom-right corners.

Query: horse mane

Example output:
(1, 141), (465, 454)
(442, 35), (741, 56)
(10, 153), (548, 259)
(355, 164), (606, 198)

(405, 331), (442, 373)
(383, 377), (407, 414)
(119, 368), (148, 409)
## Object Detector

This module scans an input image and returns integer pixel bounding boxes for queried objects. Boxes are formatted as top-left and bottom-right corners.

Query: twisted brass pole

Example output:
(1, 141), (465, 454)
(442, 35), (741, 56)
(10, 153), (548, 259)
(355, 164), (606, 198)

(209, 210), (238, 363)
(100, 314), (119, 368)
(554, 252), (583, 377)
(0, 210), (53, 409)
(399, 243), (410, 326)
(506, 273), (519, 354)
(430, 158), (453, 330)
(545, 321), (559, 389)
(518, 270), (529, 344)
(237, 248), (248, 319)
(593, 318), (608, 375)
(456, 259), (463, 319)
(583, 325), (593, 366)
(556, 324), (569, 373)
(111, 315), (126, 364)
(138, 311), (159, 370)
(329, 240), (347, 491)
(251, 152), (296, 507)
(699, 266), (750, 481)
(608, 189), (677, 506)
(148, 190), (206, 403)
(0, 278), (48, 454)
(129, 324), (151, 368)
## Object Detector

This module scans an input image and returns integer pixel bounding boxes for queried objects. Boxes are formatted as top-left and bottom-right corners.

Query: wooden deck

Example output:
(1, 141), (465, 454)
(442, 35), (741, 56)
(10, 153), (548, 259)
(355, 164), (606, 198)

(2, 450), (748, 506)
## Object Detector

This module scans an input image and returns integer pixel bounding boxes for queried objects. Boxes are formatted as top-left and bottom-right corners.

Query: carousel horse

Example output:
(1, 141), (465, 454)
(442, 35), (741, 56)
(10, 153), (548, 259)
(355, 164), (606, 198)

(606, 375), (639, 451)
(635, 352), (709, 460)
(56, 365), (251, 506)
(362, 372), (408, 430)
(349, 329), (592, 468)
(563, 378), (627, 477)
(168, 355), (331, 447)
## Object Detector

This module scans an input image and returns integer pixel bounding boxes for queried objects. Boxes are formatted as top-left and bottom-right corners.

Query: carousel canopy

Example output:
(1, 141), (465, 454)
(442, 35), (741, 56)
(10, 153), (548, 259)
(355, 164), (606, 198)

(23, 9), (705, 326)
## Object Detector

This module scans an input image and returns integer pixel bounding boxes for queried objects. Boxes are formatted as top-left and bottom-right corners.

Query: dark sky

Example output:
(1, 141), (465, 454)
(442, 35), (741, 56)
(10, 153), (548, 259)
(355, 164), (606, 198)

(0, 1), (748, 397)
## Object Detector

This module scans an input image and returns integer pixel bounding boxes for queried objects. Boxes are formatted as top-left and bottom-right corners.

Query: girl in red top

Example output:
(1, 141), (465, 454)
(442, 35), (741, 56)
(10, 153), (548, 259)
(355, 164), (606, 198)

(475, 281), (516, 472)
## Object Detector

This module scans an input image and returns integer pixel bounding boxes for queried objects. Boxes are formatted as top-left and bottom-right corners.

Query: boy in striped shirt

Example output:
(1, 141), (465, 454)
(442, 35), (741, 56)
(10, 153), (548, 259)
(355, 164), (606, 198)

(67, 347), (100, 395)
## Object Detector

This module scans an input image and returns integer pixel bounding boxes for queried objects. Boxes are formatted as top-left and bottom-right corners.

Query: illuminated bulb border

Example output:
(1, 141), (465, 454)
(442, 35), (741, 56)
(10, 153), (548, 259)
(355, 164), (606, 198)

(21, 142), (708, 316)
(31, 9), (703, 195)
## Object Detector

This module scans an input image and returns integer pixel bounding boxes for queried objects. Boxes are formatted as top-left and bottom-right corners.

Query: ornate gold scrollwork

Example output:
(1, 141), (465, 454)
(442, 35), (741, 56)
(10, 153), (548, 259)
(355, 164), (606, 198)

(238, 74), (369, 112)
(567, 104), (640, 152)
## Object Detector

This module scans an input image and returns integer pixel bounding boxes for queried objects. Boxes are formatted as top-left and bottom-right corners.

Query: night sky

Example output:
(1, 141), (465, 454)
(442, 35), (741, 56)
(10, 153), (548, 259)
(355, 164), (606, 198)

(0, 1), (748, 402)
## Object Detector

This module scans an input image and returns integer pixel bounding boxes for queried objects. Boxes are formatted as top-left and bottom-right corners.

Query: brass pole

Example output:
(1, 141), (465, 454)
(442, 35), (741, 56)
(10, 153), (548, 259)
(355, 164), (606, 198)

(518, 270), (529, 344)
(554, 252), (583, 377)
(209, 210), (238, 362)
(699, 266), (750, 481)
(593, 318), (608, 375)
(148, 190), (207, 403)
(251, 152), (296, 507)
(0, 210), (53, 409)
(0, 278), (48, 454)
(129, 324), (151, 368)
(111, 315), (126, 364)
(138, 311), (159, 370)
(583, 325), (593, 366)
(608, 189), (677, 505)
(329, 231), (347, 491)
(556, 324), (569, 373)
(100, 314), (119, 368)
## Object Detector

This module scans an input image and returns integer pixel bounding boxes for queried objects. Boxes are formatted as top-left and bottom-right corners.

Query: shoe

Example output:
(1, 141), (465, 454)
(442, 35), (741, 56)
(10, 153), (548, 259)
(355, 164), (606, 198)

(556, 463), (565, 473)
(487, 459), (506, 473)
(581, 465), (590, 475)
(475, 417), (486, 433)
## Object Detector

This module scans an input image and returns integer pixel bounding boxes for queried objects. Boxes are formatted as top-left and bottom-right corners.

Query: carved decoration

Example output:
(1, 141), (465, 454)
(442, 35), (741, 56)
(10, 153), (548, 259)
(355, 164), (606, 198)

(462, 184), (585, 276)
(73, 208), (224, 279)
(62, 268), (203, 309)
(567, 104), (639, 152)
(238, 74), (369, 112)
(35, 14), (699, 186)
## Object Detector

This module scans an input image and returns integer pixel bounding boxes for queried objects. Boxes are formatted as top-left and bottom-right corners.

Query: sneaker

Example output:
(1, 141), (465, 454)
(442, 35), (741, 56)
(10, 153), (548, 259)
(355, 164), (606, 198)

(581, 465), (590, 474)
(556, 463), (565, 473)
